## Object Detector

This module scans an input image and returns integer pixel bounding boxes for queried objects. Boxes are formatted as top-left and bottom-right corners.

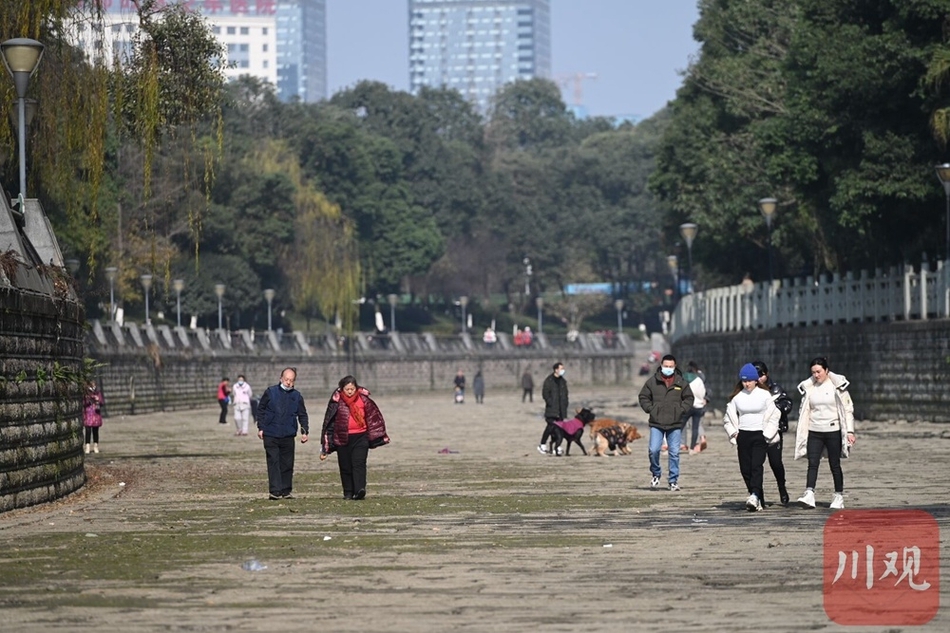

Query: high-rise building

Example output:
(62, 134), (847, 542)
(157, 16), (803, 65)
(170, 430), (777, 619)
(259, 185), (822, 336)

(69, 0), (326, 102)
(408, 0), (551, 113)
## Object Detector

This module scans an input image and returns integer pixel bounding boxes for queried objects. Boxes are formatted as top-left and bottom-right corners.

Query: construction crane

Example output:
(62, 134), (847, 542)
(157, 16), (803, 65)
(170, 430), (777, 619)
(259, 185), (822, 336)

(555, 72), (598, 107)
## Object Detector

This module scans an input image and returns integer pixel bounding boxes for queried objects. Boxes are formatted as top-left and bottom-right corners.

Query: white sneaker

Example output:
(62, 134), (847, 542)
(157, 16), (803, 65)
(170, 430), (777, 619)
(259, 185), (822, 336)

(93, 443), (99, 454)
(83, 443), (90, 455)
(555, 446), (564, 456)
(797, 489), (816, 509)
(746, 494), (762, 512)
(537, 444), (548, 455)
(650, 476), (661, 489)
(830, 493), (845, 510)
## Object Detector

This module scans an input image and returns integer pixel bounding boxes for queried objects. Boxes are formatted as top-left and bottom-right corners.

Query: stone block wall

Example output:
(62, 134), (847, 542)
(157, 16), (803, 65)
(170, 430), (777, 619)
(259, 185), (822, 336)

(0, 287), (86, 512)
(91, 345), (650, 417)
(673, 321), (950, 423)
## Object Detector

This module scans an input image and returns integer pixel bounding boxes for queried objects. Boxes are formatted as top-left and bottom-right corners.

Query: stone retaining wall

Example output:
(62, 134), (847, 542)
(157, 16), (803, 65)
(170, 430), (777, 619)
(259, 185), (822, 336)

(673, 321), (950, 423)
(91, 345), (651, 417)
(0, 287), (86, 512)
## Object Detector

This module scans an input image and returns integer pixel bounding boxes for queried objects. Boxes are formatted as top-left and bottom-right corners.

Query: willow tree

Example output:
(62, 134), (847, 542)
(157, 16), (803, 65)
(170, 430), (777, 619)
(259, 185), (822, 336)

(250, 140), (361, 334)
(0, 0), (226, 287)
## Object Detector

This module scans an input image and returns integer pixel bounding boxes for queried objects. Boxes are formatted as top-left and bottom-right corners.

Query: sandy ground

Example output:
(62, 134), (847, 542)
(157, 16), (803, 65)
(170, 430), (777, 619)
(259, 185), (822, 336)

(1, 375), (948, 632)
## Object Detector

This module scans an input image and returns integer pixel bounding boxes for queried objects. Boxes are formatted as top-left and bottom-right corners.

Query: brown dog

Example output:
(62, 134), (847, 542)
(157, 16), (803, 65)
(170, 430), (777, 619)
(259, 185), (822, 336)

(589, 420), (643, 456)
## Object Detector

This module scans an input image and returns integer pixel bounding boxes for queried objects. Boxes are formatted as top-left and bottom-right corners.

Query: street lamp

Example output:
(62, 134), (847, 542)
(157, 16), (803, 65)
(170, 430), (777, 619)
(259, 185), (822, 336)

(679, 222), (698, 294)
(758, 198), (778, 284)
(523, 256), (532, 296)
(614, 298), (624, 333)
(667, 254), (679, 302)
(105, 267), (117, 320)
(264, 288), (275, 331)
(140, 274), (153, 324)
(172, 278), (185, 327)
(1, 38), (44, 200)
(934, 165), (950, 261)
(387, 293), (398, 332)
(459, 295), (469, 333)
(214, 283), (226, 330)
(535, 296), (544, 334)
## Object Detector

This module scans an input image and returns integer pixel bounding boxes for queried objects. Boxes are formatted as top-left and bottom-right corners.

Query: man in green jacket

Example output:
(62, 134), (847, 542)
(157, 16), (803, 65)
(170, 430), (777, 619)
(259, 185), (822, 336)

(638, 354), (693, 491)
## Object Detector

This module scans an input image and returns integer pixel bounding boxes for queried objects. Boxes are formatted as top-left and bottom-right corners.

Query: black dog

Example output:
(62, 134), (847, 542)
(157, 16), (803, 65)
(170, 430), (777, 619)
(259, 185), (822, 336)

(548, 408), (596, 456)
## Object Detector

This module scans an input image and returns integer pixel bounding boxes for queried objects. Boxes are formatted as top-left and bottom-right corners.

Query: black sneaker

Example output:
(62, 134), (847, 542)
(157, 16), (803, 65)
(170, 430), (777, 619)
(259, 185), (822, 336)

(282, 493), (295, 500)
(268, 494), (280, 501)
(354, 489), (366, 500)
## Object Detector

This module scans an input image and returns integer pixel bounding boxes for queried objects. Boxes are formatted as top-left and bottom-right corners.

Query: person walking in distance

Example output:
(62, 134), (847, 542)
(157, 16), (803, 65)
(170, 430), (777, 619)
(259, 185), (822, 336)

(216, 376), (230, 425)
(453, 369), (466, 404)
(723, 363), (782, 511)
(256, 368), (309, 500)
(473, 370), (485, 404)
(319, 375), (391, 500)
(82, 380), (104, 454)
(638, 354), (693, 491)
(231, 374), (253, 436)
(794, 357), (856, 510)
(684, 361), (707, 454)
(752, 361), (793, 505)
(538, 362), (569, 455)
(521, 368), (534, 403)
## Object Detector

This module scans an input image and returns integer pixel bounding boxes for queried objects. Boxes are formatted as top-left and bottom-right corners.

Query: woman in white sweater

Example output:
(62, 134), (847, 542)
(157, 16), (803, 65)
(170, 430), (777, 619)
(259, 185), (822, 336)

(723, 363), (781, 512)
(794, 357), (856, 510)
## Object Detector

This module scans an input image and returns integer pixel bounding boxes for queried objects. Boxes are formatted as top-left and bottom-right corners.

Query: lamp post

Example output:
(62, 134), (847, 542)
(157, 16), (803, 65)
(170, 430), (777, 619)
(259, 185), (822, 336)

(264, 288), (275, 331)
(758, 198), (778, 284)
(140, 274), (153, 324)
(105, 267), (117, 320)
(667, 254), (679, 303)
(523, 257), (532, 297)
(536, 296), (544, 334)
(614, 298), (624, 333)
(214, 283), (226, 330)
(387, 293), (398, 332)
(172, 279), (185, 327)
(934, 165), (950, 261)
(459, 295), (469, 334)
(679, 222), (698, 294)
(1, 38), (45, 200)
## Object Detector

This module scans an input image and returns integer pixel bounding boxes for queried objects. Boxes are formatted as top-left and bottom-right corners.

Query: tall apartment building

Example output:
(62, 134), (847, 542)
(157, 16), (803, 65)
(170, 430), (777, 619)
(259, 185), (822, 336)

(70, 0), (326, 102)
(408, 0), (551, 113)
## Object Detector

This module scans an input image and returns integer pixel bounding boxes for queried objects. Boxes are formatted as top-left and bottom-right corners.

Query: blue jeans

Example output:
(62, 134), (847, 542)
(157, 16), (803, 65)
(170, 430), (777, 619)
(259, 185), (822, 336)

(648, 426), (682, 483)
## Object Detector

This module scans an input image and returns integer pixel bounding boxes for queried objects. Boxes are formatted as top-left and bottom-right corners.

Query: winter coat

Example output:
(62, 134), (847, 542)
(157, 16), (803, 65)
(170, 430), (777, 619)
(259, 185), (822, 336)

(321, 387), (391, 455)
(637, 368), (693, 431)
(722, 389), (782, 445)
(542, 374), (569, 420)
(83, 389), (104, 428)
(521, 372), (534, 390)
(763, 377), (792, 432)
(473, 373), (485, 397)
(794, 372), (854, 460)
(256, 385), (309, 439)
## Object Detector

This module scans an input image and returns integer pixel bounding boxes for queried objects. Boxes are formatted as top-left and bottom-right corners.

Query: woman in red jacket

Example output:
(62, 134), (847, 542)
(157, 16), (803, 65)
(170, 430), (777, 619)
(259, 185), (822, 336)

(320, 376), (390, 500)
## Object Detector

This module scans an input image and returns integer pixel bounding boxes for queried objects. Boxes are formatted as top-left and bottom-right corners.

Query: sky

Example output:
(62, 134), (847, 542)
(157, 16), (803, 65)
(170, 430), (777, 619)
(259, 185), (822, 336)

(326, 0), (702, 120)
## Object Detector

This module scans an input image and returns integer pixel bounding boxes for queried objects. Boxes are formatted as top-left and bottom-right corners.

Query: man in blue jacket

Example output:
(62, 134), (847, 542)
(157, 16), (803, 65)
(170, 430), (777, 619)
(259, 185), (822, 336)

(256, 367), (309, 500)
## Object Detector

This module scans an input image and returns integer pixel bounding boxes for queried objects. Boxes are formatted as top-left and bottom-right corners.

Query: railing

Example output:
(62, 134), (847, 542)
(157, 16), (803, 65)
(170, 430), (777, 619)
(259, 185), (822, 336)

(86, 319), (641, 357)
(670, 259), (950, 342)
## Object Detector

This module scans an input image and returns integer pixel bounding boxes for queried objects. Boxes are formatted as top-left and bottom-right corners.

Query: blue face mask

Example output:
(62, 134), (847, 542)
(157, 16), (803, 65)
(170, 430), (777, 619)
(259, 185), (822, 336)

(661, 367), (675, 377)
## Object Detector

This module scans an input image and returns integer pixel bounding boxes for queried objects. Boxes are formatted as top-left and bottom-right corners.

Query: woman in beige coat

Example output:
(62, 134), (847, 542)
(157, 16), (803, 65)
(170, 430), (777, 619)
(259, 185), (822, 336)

(794, 357), (856, 510)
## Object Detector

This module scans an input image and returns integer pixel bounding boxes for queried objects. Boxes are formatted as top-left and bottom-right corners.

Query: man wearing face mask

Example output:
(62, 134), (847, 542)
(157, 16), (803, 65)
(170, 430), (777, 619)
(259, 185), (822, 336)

(256, 368), (309, 500)
(638, 354), (694, 491)
(538, 362), (569, 455)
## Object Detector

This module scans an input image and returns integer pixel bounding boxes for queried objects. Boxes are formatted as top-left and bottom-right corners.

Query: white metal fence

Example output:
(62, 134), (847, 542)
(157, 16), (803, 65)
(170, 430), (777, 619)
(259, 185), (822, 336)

(669, 260), (950, 342)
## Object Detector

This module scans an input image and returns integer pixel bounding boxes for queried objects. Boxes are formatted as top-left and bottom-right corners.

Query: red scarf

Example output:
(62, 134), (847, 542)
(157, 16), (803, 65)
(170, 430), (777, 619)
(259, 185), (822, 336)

(341, 390), (366, 431)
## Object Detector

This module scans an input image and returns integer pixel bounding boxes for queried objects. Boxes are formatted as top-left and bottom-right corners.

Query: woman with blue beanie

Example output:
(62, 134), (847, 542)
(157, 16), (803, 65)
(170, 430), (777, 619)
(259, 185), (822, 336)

(723, 363), (782, 511)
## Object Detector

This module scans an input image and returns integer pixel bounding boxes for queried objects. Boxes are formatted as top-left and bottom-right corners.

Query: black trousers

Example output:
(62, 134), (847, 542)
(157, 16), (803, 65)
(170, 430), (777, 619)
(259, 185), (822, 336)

(84, 427), (100, 443)
(263, 435), (296, 496)
(736, 430), (768, 500)
(336, 432), (369, 498)
(218, 399), (229, 424)
(806, 430), (844, 493)
(766, 434), (786, 490)
(540, 417), (558, 446)
(522, 388), (533, 402)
